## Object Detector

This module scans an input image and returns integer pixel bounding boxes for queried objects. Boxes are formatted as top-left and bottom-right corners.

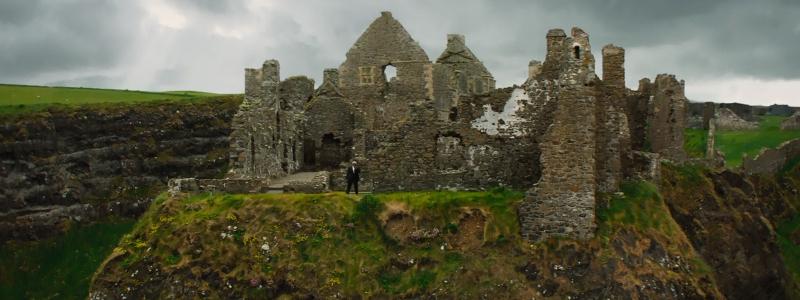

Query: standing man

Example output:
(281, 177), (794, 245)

(346, 160), (361, 194)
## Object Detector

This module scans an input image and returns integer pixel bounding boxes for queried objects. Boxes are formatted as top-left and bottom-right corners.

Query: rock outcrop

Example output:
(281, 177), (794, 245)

(781, 111), (800, 130)
(0, 97), (241, 241)
(714, 107), (758, 130)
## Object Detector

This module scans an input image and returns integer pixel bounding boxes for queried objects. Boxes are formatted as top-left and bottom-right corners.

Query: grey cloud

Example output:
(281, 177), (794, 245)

(0, 0), (797, 104)
(0, 0), (139, 83)
(167, 0), (244, 14)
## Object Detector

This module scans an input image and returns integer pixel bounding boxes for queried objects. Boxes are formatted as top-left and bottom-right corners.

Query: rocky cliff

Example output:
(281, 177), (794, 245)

(0, 96), (241, 241)
(88, 163), (800, 299)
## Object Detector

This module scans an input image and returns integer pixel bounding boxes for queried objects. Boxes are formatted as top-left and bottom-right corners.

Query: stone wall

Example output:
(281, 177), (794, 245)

(741, 139), (800, 175)
(686, 101), (715, 130)
(715, 107), (758, 130)
(303, 81), (363, 169)
(519, 85), (597, 241)
(646, 74), (688, 162)
(601, 44), (625, 90)
(228, 60), (311, 179)
(168, 178), (271, 195)
(337, 11), (431, 130)
(363, 88), (541, 191)
(719, 102), (756, 121)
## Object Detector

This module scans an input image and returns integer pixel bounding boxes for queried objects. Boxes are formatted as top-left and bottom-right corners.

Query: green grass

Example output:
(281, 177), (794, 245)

(0, 219), (135, 299)
(596, 181), (679, 241)
(715, 116), (800, 167)
(0, 84), (224, 114)
(777, 215), (800, 283)
(104, 190), (530, 297)
(95, 187), (722, 297)
(684, 128), (708, 158)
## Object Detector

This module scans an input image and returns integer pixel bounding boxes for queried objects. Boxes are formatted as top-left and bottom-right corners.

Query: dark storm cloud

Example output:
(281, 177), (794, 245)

(0, 0), (797, 104)
(532, 0), (800, 80)
(0, 0), (139, 83)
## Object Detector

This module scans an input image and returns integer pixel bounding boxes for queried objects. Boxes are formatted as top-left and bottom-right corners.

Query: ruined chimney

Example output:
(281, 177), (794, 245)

(447, 34), (465, 46)
(323, 68), (339, 87)
(244, 68), (264, 102)
(262, 59), (280, 84)
(528, 60), (542, 80)
(602, 44), (625, 89)
(545, 28), (567, 58)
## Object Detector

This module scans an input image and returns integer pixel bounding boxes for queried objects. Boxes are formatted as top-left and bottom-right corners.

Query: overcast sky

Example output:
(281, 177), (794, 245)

(1, 0), (798, 106)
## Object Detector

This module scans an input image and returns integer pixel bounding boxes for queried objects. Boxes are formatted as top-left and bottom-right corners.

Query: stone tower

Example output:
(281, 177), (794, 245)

(602, 44), (625, 89)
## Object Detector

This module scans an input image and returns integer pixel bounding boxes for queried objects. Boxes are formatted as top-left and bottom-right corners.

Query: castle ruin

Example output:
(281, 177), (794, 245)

(226, 11), (688, 242)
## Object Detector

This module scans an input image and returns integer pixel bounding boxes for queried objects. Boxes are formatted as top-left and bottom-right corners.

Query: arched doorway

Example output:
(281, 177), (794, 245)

(318, 133), (350, 169)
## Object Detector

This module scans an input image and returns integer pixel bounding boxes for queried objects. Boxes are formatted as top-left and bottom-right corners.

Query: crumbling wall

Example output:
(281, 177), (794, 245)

(363, 88), (540, 191)
(625, 83), (650, 151)
(595, 98), (631, 192)
(228, 60), (310, 179)
(646, 74), (688, 162)
(337, 11), (431, 130)
(432, 34), (495, 122)
(780, 111), (800, 130)
(715, 108), (758, 130)
(539, 28), (596, 84)
(602, 44), (625, 90)
(686, 102), (715, 130)
(304, 72), (362, 169)
(719, 103), (756, 122)
(519, 86), (597, 241)
(741, 139), (800, 175)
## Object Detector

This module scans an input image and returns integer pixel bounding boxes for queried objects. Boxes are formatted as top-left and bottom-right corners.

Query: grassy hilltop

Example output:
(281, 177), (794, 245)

(0, 84), (225, 114)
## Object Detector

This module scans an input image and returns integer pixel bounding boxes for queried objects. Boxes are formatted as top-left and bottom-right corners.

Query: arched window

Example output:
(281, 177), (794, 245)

(574, 46), (581, 59)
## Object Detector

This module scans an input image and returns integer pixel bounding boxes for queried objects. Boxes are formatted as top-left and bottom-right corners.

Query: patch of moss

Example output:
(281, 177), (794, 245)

(0, 219), (135, 299)
(596, 181), (678, 241)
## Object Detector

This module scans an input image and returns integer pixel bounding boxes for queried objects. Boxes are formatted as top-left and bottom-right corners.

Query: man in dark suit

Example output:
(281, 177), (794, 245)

(346, 160), (361, 194)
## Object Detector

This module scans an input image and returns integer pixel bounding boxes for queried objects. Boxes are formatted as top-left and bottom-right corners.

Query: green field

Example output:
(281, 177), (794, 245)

(716, 116), (800, 167)
(684, 128), (708, 158)
(684, 116), (800, 167)
(0, 220), (135, 299)
(0, 84), (224, 114)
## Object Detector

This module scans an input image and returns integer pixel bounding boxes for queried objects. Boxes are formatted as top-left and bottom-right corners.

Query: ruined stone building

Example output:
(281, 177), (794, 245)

(227, 11), (688, 242)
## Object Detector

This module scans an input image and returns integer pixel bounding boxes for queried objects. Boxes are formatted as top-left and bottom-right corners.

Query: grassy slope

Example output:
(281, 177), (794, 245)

(0, 220), (135, 299)
(0, 84), (225, 114)
(684, 128), (708, 158)
(90, 186), (718, 298)
(716, 116), (800, 167)
(684, 116), (800, 167)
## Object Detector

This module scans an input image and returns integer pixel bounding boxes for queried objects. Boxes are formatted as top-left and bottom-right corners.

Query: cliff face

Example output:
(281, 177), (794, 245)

(0, 96), (241, 241)
(661, 164), (800, 299)
(89, 188), (724, 299)
(88, 163), (800, 299)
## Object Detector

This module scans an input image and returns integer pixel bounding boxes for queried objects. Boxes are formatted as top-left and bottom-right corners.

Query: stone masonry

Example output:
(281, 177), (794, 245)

(223, 11), (691, 242)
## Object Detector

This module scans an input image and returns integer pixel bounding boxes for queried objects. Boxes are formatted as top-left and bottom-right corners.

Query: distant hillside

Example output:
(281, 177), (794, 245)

(0, 84), (227, 113)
